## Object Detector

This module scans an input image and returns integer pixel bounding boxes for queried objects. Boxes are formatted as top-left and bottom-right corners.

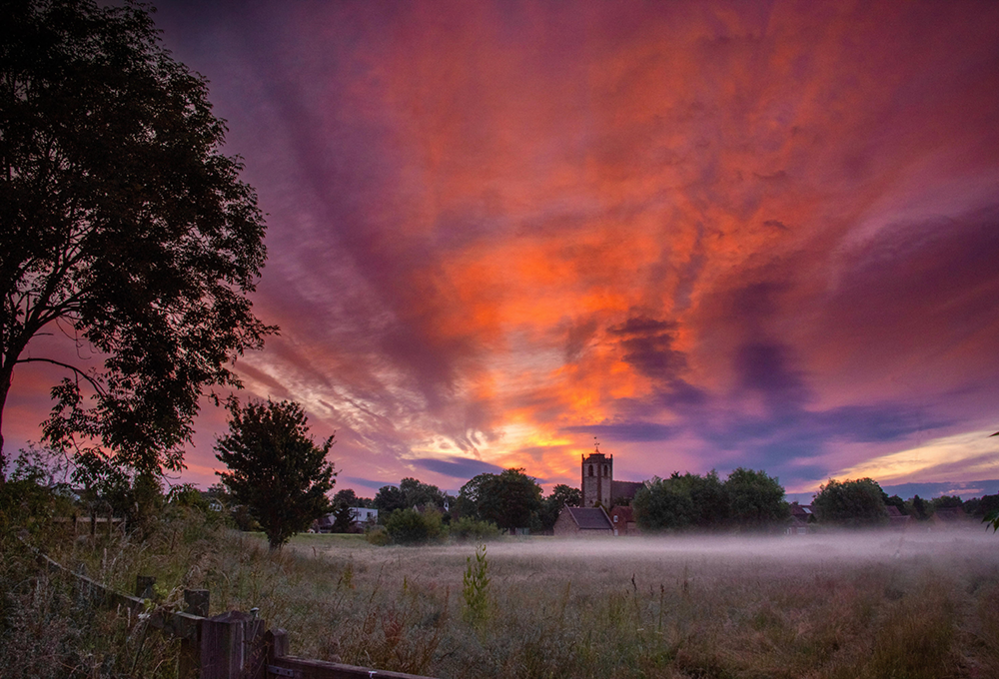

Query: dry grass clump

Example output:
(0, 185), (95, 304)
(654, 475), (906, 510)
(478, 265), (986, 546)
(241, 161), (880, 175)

(26, 518), (999, 679)
(0, 529), (180, 678)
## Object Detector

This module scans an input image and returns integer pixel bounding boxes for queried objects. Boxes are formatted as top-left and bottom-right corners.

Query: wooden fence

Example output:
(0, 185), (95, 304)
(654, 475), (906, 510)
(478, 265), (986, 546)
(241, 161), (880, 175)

(30, 544), (437, 679)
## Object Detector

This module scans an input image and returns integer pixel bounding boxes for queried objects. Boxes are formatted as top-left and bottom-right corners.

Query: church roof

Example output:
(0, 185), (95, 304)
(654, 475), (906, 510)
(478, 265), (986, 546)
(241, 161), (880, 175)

(611, 480), (643, 500)
(565, 507), (613, 531)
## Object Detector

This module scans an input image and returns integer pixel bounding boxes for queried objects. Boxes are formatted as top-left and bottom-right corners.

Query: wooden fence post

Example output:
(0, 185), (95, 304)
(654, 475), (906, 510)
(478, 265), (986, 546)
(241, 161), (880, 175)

(265, 628), (289, 661)
(176, 589), (211, 679)
(135, 575), (156, 600)
(199, 611), (267, 679)
(185, 589), (210, 617)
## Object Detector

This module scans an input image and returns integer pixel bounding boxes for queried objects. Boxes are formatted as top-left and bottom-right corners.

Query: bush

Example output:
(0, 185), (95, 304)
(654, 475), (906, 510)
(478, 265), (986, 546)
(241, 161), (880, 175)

(365, 525), (390, 545)
(449, 516), (501, 542)
(385, 508), (444, 545)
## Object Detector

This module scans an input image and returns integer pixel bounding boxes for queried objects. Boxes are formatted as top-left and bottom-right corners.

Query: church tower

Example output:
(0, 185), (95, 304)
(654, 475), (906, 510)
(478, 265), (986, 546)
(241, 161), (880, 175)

(581, 439), (612, 508)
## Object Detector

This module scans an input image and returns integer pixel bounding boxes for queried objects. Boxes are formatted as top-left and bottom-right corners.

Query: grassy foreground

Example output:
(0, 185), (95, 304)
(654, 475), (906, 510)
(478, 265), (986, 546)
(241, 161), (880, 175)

(5, 515), (999, 679)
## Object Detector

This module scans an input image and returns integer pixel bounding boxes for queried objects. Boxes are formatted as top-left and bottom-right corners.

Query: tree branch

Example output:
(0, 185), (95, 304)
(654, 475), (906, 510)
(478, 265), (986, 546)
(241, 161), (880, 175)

(14, 357), (107, 397)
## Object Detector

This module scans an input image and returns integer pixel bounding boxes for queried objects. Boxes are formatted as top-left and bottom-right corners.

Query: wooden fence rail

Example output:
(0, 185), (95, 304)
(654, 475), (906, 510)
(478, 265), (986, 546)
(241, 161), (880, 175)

(25, 540), (437, 679)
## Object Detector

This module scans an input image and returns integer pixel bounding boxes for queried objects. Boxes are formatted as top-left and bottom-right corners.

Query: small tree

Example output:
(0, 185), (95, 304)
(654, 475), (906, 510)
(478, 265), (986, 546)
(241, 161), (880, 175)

(812, 478), (889, 528)
(723, 468), (789, 531)
(215, 399), (335, 550)
(384, 507), (443, 545)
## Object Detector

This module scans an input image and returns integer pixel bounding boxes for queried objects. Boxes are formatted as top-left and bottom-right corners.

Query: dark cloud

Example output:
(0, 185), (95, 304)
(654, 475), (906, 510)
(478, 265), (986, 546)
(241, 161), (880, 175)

(696, 401), (949, 487)
(608, 316), (677, 336)
(411, 456), (504, 480)
(562, 421), (679, 442)
(734, 341), (810, 409)
(609, 315), (689, 383)
(340, 477), (398, 494)
(877, 480), (999, 501)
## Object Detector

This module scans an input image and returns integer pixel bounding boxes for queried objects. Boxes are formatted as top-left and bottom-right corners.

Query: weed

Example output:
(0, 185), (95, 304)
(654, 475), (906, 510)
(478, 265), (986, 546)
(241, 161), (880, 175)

(462, 544), (491, 628)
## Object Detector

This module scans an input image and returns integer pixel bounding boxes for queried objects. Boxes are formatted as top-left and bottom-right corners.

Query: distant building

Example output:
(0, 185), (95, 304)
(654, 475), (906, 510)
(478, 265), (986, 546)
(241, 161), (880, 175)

(786, 502), (814, 535)
(316, 507), (378, 533)
(931, 506), (971, 530)
(350, 507), (378, 527)
(611, 480), (643, 506)
(609, 505), (638, 536)
(554, 506), (614, 536)
(886, 505), (911, 529)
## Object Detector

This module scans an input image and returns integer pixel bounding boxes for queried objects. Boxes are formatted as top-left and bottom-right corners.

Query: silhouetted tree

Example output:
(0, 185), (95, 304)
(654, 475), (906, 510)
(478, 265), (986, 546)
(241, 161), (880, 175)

(0, 0), (273, 480)
(455, 473), (493, 520)
(931, 495), (964, 510)
(965, 494), (999, 519)
(905, 495), (931, 521)
(459, 468), (542, 533)
(884, 494), (907, 513)
(399, 477), (447, 510)
(812, 478), (889, 527)
(328, 497), (355, 533)
(633, 475), (696, 532)
(215, 399), (335, 550)
(723, 468), (789, 531)
(373, 485), (408, 516)
(685, 470), (728, 529)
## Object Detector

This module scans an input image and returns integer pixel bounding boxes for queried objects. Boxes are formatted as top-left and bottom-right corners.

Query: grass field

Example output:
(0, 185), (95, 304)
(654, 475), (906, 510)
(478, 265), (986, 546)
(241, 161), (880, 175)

(13, 519), (999, 679)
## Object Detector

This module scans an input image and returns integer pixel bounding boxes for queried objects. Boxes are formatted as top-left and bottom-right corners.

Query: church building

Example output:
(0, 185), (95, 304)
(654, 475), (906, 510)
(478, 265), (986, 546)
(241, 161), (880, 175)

(581, 449), (613, 508)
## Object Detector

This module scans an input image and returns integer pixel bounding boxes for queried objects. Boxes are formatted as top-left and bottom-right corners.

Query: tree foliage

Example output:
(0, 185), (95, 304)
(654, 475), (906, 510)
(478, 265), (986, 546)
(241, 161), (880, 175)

(633, 468), (788, 533)
(0, 0), (273, 478)
(724, 468), (789, 530)
(373, 477), (447, 518)
(812, 478), (889, 528)
(633, 475), (696, 532)
(215, 399), (335, 550)
(458, 468), (542, 533)
(384, 507), (444, 545)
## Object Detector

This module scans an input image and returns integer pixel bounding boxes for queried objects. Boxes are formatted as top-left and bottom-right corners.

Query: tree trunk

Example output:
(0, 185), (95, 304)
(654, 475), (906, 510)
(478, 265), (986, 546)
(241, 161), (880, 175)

(0, 367), (9, 484)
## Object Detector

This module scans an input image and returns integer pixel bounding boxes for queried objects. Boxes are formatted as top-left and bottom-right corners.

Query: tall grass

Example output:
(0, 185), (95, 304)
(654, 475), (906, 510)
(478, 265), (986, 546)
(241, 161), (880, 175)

(12, 515), (999, 679)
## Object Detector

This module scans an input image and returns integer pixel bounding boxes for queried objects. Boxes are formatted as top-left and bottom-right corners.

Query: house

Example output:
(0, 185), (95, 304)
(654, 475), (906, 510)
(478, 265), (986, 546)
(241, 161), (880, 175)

(350, 507), (378, 529)
(786, 502), (814, 535)
(931, 506), (971, 530)
(554, 506), (614, 537)
(886, 505), (911, 529)
(609, 506), (638, 536)
(316, 507), (378, 533)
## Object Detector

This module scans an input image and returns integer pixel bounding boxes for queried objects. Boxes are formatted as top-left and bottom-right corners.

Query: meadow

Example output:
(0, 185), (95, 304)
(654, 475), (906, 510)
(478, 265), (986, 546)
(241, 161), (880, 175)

(7, 518), (999, 679)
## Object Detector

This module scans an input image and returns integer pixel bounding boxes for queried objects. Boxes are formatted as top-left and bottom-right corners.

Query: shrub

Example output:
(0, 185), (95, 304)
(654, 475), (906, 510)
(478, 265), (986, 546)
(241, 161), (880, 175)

(365, 526), (390, 546)
(385, 508), (443, 545)
(449, 516), (501, 542)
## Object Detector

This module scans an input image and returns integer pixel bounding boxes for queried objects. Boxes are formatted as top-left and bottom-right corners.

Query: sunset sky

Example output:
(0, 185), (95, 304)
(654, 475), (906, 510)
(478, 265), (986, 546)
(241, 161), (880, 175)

(8, 0), (999, 500)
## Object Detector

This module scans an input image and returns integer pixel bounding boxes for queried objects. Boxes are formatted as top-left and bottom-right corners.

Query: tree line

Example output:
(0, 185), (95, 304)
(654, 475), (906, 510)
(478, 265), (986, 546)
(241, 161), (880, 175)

(631, 469), (789, 532)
